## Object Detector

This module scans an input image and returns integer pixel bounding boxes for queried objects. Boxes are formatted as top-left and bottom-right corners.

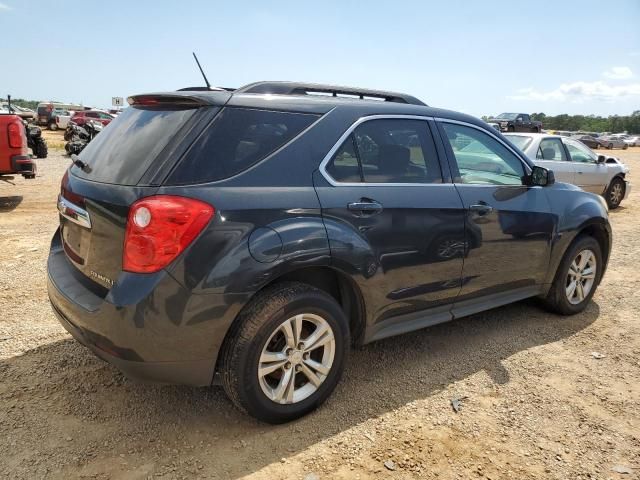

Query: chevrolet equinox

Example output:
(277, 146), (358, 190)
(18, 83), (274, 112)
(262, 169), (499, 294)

(48, 82), (612, 423)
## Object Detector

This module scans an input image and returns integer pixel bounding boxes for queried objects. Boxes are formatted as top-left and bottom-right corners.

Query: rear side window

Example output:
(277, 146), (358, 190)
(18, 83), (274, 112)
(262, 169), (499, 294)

(325, 119), (442, 184)
(72, 106), (198, 185)
(168, 108), (319, 184)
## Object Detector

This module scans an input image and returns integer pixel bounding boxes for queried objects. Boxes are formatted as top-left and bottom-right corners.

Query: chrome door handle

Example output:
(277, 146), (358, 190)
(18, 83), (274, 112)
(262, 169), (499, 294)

(347, 200), (383, 216)
(469, 204), (494, 216)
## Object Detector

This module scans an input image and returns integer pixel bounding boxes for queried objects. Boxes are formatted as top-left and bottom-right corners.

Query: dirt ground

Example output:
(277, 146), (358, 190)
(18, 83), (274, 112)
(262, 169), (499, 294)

(1, 147), (639, 480)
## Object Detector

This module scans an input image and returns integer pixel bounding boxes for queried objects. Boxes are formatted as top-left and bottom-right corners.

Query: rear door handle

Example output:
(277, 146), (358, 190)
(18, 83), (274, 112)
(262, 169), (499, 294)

(348, 199), (383, 216)
(469, 204), (494, 216)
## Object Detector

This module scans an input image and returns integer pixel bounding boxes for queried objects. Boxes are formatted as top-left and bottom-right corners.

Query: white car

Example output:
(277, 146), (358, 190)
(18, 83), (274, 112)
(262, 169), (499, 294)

(505, 133), (631, 209)
(624, 136), (639, 147)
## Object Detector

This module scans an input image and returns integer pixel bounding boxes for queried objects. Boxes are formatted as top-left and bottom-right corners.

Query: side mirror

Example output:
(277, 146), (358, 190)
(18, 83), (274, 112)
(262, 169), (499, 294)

(516, 118), (523, 123)
(529, 166), (555, 186)
(597, 155), (606, 163)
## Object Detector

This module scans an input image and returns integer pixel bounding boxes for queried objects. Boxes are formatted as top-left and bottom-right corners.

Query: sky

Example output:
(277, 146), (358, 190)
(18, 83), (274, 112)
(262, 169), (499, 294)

(1, 0), (639, 117)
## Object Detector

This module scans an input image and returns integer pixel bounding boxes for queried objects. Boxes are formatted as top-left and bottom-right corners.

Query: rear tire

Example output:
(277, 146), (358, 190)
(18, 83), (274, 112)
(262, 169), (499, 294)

(605, 176), (625, 209)
(220, 282), (349, 423)
(608, 143), (613, 149)
(49, 122), (58, 131)
(542, 236), (602, 315)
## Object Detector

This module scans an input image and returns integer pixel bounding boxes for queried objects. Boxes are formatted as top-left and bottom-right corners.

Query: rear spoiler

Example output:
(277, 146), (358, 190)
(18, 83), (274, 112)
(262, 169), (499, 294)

(127, 91), (232, 108)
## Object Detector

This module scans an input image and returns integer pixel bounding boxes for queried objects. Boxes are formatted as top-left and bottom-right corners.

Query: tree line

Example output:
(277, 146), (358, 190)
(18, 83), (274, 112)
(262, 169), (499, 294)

(483, 111), (640, 134)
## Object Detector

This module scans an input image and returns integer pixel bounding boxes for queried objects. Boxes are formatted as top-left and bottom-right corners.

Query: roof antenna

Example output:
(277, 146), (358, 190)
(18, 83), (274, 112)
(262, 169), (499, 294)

(192, 52), (211, 89)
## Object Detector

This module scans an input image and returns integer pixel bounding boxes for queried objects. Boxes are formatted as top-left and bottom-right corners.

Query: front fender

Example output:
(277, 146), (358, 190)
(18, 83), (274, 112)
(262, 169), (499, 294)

(542, 184), (611, 287)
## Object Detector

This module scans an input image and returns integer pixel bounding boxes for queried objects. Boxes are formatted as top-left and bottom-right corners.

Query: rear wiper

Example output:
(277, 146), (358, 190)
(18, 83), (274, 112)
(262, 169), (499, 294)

(70, 154), (91, 173)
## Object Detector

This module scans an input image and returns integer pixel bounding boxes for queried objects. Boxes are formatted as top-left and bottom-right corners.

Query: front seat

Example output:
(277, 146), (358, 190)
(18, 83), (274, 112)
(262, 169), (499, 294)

(541, 147), (557, 160)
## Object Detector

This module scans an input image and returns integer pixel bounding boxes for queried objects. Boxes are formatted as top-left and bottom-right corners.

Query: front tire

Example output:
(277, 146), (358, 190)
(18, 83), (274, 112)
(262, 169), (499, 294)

(608, 143), (613, 149)
(542, 236), (602, 315)
(605, 177), (625, 209)
(220, 282), (349, 423)
(49, 122), (58, 131)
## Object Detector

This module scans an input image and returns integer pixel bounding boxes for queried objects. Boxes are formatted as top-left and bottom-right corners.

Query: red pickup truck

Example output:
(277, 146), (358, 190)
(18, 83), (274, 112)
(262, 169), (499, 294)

(0, 113), (36, 180)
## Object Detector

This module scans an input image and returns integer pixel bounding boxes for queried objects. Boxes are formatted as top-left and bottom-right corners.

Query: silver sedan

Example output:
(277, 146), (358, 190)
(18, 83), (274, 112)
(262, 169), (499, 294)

(505, 133), (631, 209)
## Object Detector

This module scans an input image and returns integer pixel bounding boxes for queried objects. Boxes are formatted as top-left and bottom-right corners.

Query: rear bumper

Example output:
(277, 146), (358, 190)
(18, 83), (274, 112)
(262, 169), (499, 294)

(51, 302), (215, 385)
(11, 155), (36, 176)
(47, 231), (246, 386)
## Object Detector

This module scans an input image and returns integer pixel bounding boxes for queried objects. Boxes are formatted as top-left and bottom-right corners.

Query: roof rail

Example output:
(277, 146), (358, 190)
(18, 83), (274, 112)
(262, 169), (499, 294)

(236, 81), (427, 106)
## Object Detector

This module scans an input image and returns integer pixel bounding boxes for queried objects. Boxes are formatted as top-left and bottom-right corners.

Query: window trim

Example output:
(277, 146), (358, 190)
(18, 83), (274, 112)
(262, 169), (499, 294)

(319, 114), (448, 187)
(434, 118), (532, 187)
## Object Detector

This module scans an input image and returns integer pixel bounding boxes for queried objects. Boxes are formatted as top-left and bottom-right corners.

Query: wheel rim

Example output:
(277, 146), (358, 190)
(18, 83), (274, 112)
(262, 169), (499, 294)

(258, 313), (335, 404)
(437, 239), (466, 258)
(566, 249), (597, 305)
(610, 182), (623, 206)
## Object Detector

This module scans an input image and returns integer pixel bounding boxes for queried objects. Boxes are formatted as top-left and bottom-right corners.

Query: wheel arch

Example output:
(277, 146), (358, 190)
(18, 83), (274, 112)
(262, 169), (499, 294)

(214, 265), (367, 378)
(541, 217), (611, 296)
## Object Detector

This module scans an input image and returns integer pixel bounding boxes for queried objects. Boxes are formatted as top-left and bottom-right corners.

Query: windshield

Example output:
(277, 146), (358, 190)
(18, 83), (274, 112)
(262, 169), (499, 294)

(495, 113), (518, 120)
(503, 135), (532, 151)
(72, 106), (200, 185)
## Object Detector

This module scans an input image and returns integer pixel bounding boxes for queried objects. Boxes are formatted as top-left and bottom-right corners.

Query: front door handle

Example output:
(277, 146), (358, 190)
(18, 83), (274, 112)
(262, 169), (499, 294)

(469, 203), (494, 216)
(348, 199), (383, 216)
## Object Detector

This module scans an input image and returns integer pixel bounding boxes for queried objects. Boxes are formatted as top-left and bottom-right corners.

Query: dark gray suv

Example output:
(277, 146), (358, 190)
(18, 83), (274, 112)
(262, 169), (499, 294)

(48, 82), (611, 423)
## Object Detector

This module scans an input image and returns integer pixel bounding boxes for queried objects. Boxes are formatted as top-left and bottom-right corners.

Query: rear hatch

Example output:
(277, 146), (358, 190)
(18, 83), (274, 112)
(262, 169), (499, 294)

(58, 93), (229, 287)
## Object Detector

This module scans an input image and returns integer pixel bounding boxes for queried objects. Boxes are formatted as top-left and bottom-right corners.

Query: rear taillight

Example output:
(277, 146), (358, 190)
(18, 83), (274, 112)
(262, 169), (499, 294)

(60, 170), (85, 207)
(8, 122), (23, 148)
(123, 195), (214, 273)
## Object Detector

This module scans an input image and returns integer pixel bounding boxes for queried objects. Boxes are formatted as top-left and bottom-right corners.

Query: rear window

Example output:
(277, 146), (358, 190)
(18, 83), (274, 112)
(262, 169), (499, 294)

(167, 108), (319, 184)
(72, 106), (197, 185)
(504, 135), (532, 151)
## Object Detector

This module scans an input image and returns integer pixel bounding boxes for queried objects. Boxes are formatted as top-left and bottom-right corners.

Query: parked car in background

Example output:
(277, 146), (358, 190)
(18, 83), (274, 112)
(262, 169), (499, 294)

(486, 113), (542, 132)
(70, 110), (114, 127)
(572, 134), (605, 149)
(36, 101), (85, 130)
(49, 81), (612, 423)
(55, 111), (75, 130)
(506, 132), (630, 208)
(1, 103), (35, 121)
(599, 135), (629, 150)
(623, 135), (639, 147)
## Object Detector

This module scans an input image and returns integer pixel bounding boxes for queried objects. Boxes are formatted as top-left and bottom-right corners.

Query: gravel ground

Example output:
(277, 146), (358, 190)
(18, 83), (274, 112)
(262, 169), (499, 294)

(1, 148), (639, 480)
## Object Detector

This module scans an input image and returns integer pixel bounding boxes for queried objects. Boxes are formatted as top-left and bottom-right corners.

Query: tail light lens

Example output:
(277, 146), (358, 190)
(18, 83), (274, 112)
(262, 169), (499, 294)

(8, 122), (23, 148)
(123, 195), (214, 273)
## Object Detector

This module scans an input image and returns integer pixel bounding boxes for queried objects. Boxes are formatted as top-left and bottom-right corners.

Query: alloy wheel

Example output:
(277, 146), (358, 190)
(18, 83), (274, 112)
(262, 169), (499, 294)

(610, 182), (623, 206)
(566, 249), (597, 305)
(258, 313), (335, 404)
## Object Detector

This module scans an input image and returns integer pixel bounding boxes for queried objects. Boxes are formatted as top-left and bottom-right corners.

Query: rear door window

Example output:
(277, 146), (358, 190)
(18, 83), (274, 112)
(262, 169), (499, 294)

(168, 108), (319, 184)
(325, 119), (442, 184)
(72, 106), (199, 185)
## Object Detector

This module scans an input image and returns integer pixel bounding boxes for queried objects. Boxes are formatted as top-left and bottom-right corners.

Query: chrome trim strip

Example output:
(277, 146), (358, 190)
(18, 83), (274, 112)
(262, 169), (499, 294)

(433, 117), (532, 174)
(57, 195), (91, 229)
(318, 114), (439, 187)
